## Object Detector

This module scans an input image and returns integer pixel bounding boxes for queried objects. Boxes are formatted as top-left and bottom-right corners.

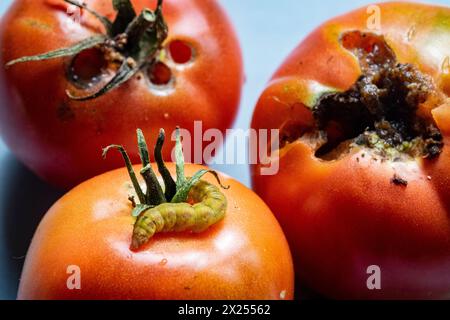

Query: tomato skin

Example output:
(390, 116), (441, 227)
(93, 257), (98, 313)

(0, 0), (243, 189)
(251, 2), (450, 299)
(18, 164), (294, 300)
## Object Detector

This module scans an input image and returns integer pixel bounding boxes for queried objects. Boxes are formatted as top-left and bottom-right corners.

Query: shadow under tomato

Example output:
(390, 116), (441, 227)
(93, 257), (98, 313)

(0, 154), (64, 300)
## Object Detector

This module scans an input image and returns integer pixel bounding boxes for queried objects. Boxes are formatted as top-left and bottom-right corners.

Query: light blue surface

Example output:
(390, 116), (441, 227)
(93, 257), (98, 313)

(0, 0), (449, 300)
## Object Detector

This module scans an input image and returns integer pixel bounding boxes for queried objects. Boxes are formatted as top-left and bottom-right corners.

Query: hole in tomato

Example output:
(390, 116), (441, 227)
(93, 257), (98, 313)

(148, 61), (173, 86)
(68, 48), (106, 88)
(168, 40), (193, 64)
(306, 31), (443, 160)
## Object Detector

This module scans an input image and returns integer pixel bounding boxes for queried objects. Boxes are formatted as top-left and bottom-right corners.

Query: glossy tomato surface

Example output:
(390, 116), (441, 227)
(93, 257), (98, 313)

(0, 0), (243, 188)
(18, 164), (294, 300)
(251, 2), (450, 299)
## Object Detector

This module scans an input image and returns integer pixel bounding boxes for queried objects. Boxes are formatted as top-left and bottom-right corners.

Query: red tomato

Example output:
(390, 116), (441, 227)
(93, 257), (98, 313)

(0, 0), (243, 188)
(17, 163), (294, 300)
(251, 2), (450, 299)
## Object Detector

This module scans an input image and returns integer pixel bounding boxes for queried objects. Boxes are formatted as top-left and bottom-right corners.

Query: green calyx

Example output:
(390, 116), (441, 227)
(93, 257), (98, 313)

(5, 0), (168, 101)
(103, 128), (229, 217)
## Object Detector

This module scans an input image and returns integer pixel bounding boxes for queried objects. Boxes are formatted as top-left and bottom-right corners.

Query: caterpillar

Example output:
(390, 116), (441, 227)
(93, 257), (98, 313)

(131, 180), (227, 250)
(104, 127), (229, 251)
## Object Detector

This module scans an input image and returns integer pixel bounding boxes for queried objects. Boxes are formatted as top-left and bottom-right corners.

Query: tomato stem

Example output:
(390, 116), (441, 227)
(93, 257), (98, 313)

(125, 9), (156, 52)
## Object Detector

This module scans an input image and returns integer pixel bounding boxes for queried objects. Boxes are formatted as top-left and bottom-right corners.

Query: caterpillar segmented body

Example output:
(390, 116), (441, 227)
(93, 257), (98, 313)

(132, 180), (227, 249)
(104, 127), (229, 251)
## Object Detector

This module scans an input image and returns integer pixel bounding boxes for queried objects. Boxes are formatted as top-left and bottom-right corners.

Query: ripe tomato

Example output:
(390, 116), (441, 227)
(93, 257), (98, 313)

(0, 0), (243, 189)
(251, 2), (450, 299)
(17, 162), (294, 300)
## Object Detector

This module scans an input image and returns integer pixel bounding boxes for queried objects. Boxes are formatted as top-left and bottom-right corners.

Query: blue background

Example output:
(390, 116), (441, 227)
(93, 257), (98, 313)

(0, 0), (449, 299)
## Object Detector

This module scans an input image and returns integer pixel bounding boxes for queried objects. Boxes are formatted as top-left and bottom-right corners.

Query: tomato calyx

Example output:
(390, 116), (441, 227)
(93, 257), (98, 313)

(103, 128), (229, 250)
(299, 31), (444, 161)
(5, 0), (169, 101)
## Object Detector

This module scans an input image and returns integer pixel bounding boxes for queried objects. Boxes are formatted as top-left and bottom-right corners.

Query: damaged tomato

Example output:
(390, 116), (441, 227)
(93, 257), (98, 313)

(0, 0), (243, 188)
(251, 2), (450, 299)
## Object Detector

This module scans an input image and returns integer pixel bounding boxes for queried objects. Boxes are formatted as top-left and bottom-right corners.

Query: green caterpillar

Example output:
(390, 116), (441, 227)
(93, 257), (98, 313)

(103, 127), (228, 250)
(132, 180), (227, 250)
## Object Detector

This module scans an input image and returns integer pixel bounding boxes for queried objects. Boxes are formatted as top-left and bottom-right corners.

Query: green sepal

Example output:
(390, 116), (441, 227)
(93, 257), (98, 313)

(5, 35), (106, 68)
(154, 129), (177, 201)
(137, 129), (150, 167)
(102, 144), (146, 204)
(141, 164), (167, 206)
(105, 127), (229, 221)
(174, 127), (187, 189)
(112, 0), (137, 35)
